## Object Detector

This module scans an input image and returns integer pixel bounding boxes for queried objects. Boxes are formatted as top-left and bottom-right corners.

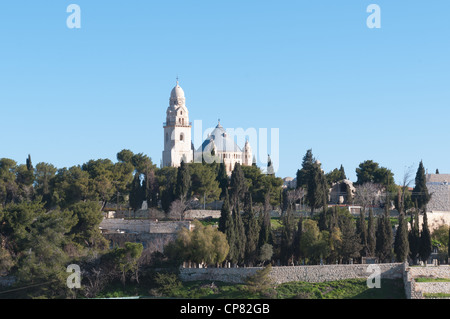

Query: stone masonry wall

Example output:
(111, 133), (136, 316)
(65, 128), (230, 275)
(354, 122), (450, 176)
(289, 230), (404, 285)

(179, 263), (404, 285)
(99, 218), (191, 234)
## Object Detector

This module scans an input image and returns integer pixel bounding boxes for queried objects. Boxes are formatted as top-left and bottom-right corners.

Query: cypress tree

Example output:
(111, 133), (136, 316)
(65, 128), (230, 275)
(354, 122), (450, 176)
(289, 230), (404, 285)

(232, 206), (246, 265)
(339, 164), (347, 180)
(376, 206), (393, 263)
(175, 161), (191, 201)
(339, 213), (362, 264)
(293, 216), (303, 263)
(280, 210), (296, 265)
(230, 163), (246, 209)
(408, 206), (420, 264)
(243, 193), (259, 266)
(367, 207), (376, 257)
(394, 212), (410, 262)
(26, 154), (33, 171)
(307, 162), (328, 216)
(411, 161), (431, 212)
(129, 172), (144, 212)
(419, 211), (432, 264)
(357, 208), (368, 258)
(218, 189), (231, 233)
(296, 149), (314, 189)
(216, 162), (228, 199)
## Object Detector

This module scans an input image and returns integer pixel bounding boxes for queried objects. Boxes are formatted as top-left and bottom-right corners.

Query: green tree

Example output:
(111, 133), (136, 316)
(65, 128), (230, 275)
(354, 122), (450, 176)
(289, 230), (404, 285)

(111, 242), (144, 286)
(244, 264), (274, 296)
(296, 149), (315, 189)
(394, 212), (410, 262)
(51, 166), (90, 209)
(175, 161), (191, 201)
(411, 161), (431, 212)
(243, 193), (260, 266)
(34, 162), (57, 208)
(69, 201), (107, 249)
(408, 207), (420, 264)
(375, 207), (393, 263)
(230, 163), (247, 209)
(357, 209), (368, 258)
(190, 163), (220, 206)
(0, 158), (18, 207)
(165, 220), (229, 267)
(129, 172), (144, 212)
(216, 162), (229, 199)
(306, 162), (328, 216)
(419, 211), (432, 263)
(338, 212), (361, 263)
(232, 207), (246, 265)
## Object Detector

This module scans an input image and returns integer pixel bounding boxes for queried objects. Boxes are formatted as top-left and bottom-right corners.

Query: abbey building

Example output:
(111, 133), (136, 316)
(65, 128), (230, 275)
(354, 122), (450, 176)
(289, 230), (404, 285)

(162, 81), (252, 174)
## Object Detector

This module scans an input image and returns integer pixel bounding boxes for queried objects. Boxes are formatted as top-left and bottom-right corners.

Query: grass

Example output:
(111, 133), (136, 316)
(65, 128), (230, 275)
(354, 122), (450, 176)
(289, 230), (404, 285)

(98, 278), (406, 299)
(415, 277), (450, 283)
(424, 293), (450, 298)
(275, 278), (405, 299)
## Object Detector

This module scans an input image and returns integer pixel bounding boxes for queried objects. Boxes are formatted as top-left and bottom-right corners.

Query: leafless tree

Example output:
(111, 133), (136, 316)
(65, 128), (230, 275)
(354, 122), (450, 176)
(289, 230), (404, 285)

(168, 199), (187, 220)
(397, 165), (414, 214)
(285, 187), (305, 212)
(354, 182), (382, 213)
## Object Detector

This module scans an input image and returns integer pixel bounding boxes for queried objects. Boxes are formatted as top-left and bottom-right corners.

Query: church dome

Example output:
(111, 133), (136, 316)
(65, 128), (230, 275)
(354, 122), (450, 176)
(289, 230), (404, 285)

(170, 82), (185, 100)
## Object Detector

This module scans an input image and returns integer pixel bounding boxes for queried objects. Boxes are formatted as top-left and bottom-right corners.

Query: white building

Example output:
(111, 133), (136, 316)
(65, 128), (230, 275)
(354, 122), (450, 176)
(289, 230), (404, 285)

(162, 81), (194, 167)
(162, 81), (252, 174)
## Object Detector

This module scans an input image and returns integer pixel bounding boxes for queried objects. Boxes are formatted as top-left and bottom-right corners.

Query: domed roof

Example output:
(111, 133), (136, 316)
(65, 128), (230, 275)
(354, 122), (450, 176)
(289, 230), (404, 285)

(170, 81), (185, 100)
(196, 121), (242, 154)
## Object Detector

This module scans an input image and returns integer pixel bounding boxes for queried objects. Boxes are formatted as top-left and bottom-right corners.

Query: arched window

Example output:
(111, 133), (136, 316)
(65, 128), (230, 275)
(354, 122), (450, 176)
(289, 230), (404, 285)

(180, 133), (184, 142)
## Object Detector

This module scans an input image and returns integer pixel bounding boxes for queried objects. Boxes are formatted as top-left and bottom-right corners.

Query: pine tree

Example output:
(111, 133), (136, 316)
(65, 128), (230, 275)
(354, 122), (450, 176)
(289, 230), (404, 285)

(367, 207), (376, 257)
(175, 161), (191, 201)
(394, 212), (410, 262)
(419, 211), (432, 263)
(411, 161), (431, 212)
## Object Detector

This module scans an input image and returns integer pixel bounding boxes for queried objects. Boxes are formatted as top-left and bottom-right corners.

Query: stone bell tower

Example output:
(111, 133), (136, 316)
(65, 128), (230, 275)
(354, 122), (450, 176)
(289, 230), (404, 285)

(162, 80), (193, 167)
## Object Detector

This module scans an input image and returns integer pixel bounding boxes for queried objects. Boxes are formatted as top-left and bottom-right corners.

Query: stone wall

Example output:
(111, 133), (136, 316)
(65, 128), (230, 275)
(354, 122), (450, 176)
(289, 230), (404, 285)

(99, 219), (191, 234)
(103, 233), (176, 252)
(185, 210), (221, 220)
(179, 263), (404, 285)
(403, 265), (450, 299)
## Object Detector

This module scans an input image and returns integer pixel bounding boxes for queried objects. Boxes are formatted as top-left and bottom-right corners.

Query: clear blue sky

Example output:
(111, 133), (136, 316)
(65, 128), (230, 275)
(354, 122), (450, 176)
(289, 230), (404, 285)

(1, 1), (449, 184)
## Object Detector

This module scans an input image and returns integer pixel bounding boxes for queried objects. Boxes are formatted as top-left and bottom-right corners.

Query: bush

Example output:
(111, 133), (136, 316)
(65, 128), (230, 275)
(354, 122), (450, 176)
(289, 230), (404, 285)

(153, 272), (182, 296)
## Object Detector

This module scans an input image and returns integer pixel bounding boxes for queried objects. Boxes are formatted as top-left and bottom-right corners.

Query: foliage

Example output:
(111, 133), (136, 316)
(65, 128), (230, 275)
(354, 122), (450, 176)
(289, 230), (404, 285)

(411, 161), (431, 212)
(165, 220), (229, 266)
(243, 264), (274, 296)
